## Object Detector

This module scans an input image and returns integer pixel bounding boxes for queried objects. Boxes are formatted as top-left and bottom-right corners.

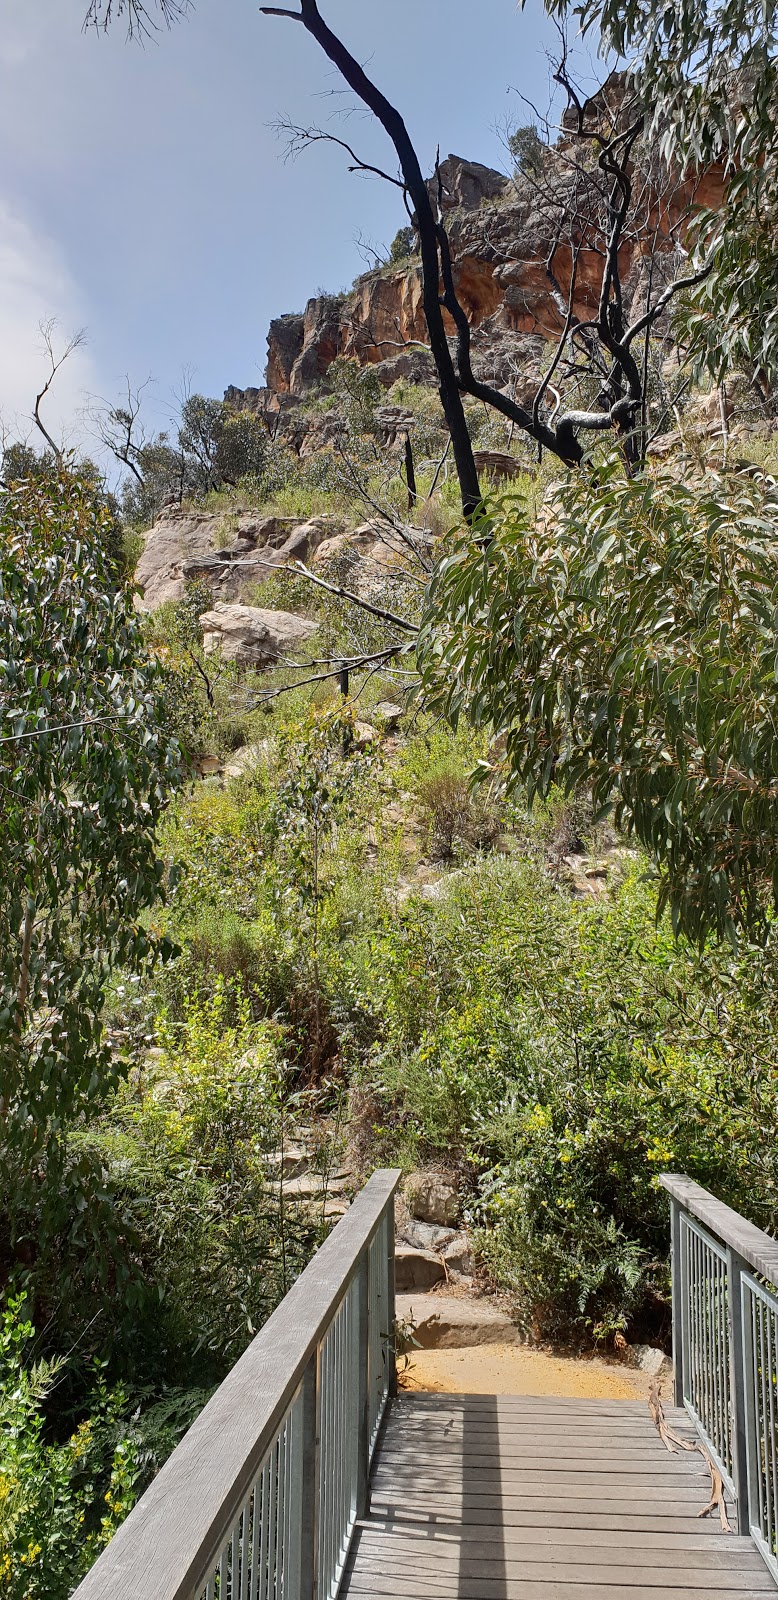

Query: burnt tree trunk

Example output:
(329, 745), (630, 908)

(261, 0), (484, 521)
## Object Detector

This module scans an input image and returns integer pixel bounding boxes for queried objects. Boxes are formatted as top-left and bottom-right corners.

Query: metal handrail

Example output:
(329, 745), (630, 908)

(71, 1168), (400, 1600)
(660, 1173), (778, 1585)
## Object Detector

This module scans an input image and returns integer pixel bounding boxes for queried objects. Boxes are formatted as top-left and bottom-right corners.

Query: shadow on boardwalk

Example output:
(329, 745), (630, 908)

(343, 1392), (776, 1599)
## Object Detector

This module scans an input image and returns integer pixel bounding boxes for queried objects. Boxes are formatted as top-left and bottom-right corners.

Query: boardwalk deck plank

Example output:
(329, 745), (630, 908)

(341, 1394), (777, 1600)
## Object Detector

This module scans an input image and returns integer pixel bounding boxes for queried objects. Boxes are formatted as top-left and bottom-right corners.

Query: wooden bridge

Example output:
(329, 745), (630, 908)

(72, 1171), (778, 1600)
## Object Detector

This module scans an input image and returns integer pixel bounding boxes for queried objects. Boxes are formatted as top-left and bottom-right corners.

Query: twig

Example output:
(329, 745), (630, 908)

(648, 1381), (732, 1533)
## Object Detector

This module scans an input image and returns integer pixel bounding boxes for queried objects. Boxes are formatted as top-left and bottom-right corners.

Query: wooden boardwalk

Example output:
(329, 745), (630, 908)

(343, 1393), (777, 1599)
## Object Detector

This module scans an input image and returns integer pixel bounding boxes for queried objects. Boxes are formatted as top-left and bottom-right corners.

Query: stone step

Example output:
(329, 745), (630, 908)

(396, 1291), (520, 1350)
(395, 1248), (446, 1294)
(270, 1173), (351, 1201)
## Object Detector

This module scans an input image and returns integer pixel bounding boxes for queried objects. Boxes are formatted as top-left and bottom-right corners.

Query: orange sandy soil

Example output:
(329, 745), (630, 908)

(400, 1342), (660, 1400)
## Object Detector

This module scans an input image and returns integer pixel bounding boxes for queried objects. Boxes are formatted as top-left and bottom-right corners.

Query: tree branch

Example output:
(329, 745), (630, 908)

(251, 553), (419, 632)
(33, 322), (86, 465)
(261, 0), (483, 520)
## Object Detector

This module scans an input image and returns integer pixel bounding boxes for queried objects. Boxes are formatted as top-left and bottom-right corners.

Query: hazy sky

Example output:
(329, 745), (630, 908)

(0, 1), (595, 455)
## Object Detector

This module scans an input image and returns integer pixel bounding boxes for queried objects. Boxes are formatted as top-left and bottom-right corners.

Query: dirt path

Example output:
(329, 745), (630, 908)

(401, 1341), (659, 1399)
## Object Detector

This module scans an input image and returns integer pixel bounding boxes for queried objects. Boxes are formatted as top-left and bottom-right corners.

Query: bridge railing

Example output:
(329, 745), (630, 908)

(661, 1173), (778, 1582)
(72, 1167), (400, 1600)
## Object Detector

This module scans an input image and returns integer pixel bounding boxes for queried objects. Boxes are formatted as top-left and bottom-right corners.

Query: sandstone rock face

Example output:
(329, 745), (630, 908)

(135, 508), (346, 610)
(425, 154), (511, 216)
(247, 128), (726, 405)
(265, 313), (305, 392)
(199, 603), (317, 667)
(267, 295), (345, 397)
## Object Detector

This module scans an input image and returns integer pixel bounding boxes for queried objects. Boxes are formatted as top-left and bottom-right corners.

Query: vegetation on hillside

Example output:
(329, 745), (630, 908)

(3, 0), (778, 1592)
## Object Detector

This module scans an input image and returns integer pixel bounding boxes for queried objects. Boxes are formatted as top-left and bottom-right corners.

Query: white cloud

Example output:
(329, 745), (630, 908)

(0, 198), (100, 452)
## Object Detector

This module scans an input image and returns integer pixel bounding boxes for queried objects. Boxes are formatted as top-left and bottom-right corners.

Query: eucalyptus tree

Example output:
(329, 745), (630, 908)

(0, 469), (182, 1266)
(419, 469), (778, 944)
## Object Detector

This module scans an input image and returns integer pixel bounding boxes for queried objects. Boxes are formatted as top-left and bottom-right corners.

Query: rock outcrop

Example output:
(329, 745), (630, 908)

(134, 507), (346, 610)
(199, 602), (317, 667)
(244, 119), (726, 408)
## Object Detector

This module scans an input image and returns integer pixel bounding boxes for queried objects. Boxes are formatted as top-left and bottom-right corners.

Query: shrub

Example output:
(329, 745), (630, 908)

(66, 981), (321, 1380)
(417, 771), (503, 859)
(388, 226), (417, 264)
(0, 1296), (135, 1600)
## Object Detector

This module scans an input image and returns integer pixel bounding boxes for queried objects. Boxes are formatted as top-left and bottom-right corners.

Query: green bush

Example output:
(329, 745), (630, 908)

(0, 1294), (213, 1600)
(73, 981), (321, 1380)
(0, 1296), (135, 1600)
(420, 467), (778, 942)
(322, 851), (778, 1340)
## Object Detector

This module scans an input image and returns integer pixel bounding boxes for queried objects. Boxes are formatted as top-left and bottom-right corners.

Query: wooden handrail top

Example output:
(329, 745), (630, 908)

(71, 1167), (401, 1600)
(659, 1173), (778, 1290)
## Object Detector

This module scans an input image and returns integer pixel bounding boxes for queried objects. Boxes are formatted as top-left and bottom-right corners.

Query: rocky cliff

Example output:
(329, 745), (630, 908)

(230, 113), (724, 425)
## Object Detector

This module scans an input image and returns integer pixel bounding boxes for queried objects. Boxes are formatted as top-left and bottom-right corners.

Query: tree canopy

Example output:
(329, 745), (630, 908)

(419, 468), (778, 945)
(0, 470), (181, 1256)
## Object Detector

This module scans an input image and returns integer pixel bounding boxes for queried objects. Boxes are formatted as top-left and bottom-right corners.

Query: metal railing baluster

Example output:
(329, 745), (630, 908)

(661, 1173), (778, 1585)
(70, 1172), (400, 1600)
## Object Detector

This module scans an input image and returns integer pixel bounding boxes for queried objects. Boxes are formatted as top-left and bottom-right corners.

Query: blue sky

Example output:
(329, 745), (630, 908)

(0, 1), (598, 456)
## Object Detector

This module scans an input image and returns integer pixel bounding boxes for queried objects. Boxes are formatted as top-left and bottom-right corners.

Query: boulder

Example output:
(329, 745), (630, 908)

(473, 449), (525, 482)
(398, 1220), (457, 1253)
(312, 533), (359, 568)
(199, 603), (317, 668)
(262, 516), (342, 567)
(441, 1233), (474, 1281)
(196, 754), (221, 777)
(222, 740), (271, 781)
(395, 1291), (519, 1349)
(406, 1173), (459, 1227)
(373, 701), (403, 731)
(312, 522), (399, 577)
(395, 1248), (446, 1294)
(630, 1344), (673, 1378)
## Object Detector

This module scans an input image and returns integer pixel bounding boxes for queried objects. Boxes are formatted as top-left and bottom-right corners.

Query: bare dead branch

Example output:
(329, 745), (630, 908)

(84, 0), (190, 39)
(273, 117), (406, 189)
(250, 552), (419, 633)
(33, 322), (87, 464)
(253, 644), (408, 705)
(261, 0), (484, 519)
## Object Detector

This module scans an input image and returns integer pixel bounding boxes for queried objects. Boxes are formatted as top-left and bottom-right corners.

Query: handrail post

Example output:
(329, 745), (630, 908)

(669, 1196), (684, 1407)
(727, 1245), (751, 1536)
(355, 1248), (370, 1521)
(298, 1351), (321, 1600)
(387, 1201), (397, 1399)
